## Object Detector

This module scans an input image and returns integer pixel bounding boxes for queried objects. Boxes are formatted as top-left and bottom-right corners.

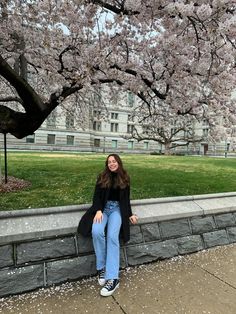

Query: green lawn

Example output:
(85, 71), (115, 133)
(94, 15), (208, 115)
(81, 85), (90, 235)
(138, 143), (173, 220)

(1, 152), (236, 211)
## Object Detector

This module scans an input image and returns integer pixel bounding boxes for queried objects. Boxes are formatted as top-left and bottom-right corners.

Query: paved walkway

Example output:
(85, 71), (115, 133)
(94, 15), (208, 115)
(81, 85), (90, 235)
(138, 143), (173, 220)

(1, 244), (236, 314)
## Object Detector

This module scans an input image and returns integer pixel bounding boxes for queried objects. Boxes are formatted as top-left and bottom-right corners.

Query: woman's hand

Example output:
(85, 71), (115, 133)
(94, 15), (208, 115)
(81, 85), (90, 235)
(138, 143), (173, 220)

(93, 210), (103, 223)
(129, 214), (138, 224)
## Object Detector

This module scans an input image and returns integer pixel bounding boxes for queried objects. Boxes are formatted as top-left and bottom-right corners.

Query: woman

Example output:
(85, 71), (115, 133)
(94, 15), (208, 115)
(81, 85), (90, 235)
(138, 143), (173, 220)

(81, 154), (138, 297)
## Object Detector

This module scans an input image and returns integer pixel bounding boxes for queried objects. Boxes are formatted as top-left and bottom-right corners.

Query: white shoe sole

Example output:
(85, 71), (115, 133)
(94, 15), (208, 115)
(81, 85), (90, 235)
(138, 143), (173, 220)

(100, 283), (120, 297)
(98, 278), (106, 286)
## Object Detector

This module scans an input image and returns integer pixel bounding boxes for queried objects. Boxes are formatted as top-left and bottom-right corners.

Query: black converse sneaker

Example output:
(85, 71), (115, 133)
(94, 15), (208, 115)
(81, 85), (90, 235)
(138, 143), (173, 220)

(98, 269), (106, 286)
(100, 279), (119, 297)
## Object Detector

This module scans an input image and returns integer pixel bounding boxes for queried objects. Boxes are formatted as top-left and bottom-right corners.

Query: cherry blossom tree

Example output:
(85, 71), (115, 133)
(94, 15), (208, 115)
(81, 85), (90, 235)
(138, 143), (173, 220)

(126, 99), (204, 154)
(0, 0), (235, 139)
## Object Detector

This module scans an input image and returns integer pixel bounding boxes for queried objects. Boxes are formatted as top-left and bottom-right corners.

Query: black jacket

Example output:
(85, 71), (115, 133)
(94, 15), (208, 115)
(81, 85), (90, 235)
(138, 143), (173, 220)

(78, 182), (133, 243)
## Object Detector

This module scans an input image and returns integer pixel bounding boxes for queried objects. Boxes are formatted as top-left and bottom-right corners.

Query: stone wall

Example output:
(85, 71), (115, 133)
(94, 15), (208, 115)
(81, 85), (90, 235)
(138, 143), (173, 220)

(1, 192), (236, 297)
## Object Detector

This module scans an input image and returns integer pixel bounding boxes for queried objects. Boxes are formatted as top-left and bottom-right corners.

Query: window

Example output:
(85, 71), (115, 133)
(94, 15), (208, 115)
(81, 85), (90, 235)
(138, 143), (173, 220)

(184, 130), (191, 138)
(128, 141), (134, 149)
(94, 139), (101, 147)
(202, 128), (209, 137)
(47, 134), (55, 144)
(232, 128), (236, 136)
(112, 140), (118, 149)
(47, 111), (56, 128)
(128, 114), (134, 122)
(157, 127), (164, 136)
(111, 123), (119, 132)
(143, 125), (150, 134)
(202, 119), (209, 127)
(26, 134), (35, 143)
(66, 114), (74, 129)
(127, 124), (134, 134)
(94, 87), (102, 103)
(67, 135), (74, 145)
(93, 121), (101, 131)
(171, 128), (177, 136)
(127, 91), (135, 107)
(111, 112), (119, 120)
(144, 141), (149, 150)
(93, 110), (101, 118)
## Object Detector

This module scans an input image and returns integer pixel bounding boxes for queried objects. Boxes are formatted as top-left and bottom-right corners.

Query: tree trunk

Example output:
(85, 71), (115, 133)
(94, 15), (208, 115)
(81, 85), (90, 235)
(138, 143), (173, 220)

(164, 142), (172, 155)
(0, 105), (49, 138)
(0, 55), (57, 138)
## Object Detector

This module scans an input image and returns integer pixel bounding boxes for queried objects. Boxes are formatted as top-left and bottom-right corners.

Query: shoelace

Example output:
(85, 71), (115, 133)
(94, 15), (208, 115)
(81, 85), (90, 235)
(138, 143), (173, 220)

(99, 269), (105, 278)
(104, 280), (114, 289)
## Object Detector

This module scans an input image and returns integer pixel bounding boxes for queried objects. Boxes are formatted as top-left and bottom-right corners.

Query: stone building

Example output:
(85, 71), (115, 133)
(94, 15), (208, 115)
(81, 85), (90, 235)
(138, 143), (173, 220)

(0, 88), (235, 156)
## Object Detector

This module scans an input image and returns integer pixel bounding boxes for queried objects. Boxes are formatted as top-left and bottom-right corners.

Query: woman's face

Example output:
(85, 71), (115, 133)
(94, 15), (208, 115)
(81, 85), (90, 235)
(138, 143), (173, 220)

(107, 155), (119, 172)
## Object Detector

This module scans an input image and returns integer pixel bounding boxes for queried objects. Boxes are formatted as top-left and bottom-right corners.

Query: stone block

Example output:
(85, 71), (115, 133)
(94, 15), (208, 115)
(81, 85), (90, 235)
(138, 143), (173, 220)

(46, 255), (96, 285)
(0, 245), (14, 268)
(17, 237), (76, 264)
(126, 240), (178, 266)
(120, 248), (127, 268)
(141, 223), (161, 242)
(227, 227), (236, 243)
(177, 235), (203, 254)
(159, 219), (191, 239)
(190, 216), (215, 234)
(0, 265), (44, 297)
(77, 236), (94, 254)
(214, 213), (236, 228)
(203, 230), (229, 248)
(128, 225), (143, 245)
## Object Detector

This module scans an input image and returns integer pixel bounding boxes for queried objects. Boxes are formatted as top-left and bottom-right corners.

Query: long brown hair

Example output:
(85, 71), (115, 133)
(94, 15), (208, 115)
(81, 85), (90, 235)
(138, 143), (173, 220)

(97, 154), (130, 189)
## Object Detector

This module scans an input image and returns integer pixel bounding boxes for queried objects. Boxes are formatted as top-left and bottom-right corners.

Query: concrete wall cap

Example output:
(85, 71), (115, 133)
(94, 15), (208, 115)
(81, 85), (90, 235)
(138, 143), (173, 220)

(1, 192), (236, 219)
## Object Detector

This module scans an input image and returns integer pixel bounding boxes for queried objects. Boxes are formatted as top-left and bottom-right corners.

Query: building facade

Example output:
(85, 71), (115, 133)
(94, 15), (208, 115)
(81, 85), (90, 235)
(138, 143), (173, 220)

(0, 89), (235, 156)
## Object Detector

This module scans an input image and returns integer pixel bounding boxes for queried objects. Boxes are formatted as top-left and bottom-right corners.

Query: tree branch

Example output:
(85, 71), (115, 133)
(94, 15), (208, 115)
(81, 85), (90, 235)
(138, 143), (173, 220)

(90, 0), (140, 15)
(0, 96), (23, 104)
(110, 63), (167, 100)
(0, 54), (46, 114)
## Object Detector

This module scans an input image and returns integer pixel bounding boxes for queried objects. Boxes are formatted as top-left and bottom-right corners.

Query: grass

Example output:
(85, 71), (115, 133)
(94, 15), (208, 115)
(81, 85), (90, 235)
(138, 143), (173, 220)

(1, 152), (236, 211)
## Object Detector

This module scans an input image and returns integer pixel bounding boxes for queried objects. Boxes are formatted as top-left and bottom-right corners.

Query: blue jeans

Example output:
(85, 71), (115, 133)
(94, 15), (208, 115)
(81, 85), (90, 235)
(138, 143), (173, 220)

(92, 201), (122, 280)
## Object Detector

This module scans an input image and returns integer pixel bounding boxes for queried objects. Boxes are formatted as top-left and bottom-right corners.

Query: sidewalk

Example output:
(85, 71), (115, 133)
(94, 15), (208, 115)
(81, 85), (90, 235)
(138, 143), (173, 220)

(1, 244), (236, 314)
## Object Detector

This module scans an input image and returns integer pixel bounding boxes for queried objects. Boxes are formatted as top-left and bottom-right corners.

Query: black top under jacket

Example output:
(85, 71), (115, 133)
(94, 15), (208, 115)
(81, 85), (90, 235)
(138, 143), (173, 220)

(107, 172), (119, 201)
